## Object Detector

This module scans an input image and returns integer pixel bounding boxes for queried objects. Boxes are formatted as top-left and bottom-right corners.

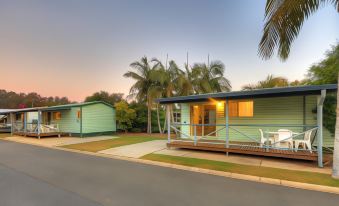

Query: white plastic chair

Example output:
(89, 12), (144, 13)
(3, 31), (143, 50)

(294, 130), (313, 153)
(276, 129), (293, 149)
(259, 129), (274, 147)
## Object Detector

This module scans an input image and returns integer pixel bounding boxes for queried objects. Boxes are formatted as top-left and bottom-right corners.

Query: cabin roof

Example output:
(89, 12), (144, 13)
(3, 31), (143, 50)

(157, 84), (337, 104)
(0, 101), (114, 114)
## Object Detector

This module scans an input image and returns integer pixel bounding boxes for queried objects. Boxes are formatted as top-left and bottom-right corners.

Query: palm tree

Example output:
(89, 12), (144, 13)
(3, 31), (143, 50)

(258, 0), (339, 178)
(191, 61), (231, 93)
(242, 75), (289, 90)
(150, 59), (193, 133)
(124, 56), (155, 134)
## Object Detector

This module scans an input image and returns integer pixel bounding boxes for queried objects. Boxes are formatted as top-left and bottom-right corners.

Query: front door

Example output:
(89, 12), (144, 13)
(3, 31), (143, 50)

(203, 105), (216, 136)
(190, 104), (216, 136)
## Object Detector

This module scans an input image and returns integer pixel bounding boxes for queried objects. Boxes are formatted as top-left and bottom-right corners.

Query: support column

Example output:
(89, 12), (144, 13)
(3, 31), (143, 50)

(10, 113), (14, 136)
(317, 90), (326, 168)
(24, 112), (27, 136)
(225, 100), (229, 155)
(37, 110), (41, 139)
(166, 104), (171, 144)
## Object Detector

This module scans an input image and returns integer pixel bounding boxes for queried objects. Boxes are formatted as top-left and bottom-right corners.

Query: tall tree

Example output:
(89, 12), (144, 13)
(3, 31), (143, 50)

(150, 59), (193, 133)
(258, 0), (339, 178)
(84, 91), (123, 106)
(242, 74), (289, 90)
(124, 56), (155, 134)
(115, 101), (136, 133)
(306, 43), (339, 136)
(306, 44), (339, 85)
(0, 89), (72, 109)
(190, 61), (231, 93)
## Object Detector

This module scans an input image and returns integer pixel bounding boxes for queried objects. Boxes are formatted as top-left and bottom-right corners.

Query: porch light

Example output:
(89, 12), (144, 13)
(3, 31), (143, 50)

(217, 101), (223, 107)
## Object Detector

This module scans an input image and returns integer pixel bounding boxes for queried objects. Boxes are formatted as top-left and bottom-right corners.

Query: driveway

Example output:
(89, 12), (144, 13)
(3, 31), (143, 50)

(0, 140), (338, 206)
(99, 140), (167, 158)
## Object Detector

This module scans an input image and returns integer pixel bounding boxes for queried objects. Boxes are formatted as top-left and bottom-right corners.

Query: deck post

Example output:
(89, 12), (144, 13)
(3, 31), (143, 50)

(317, 89), (326, 168)
(24, 112), (27, 136)
(225, 99), (229, 155)
(10, 113), (14, 136)
(37, 110), (41, 139)
(166, 104), (171, 144)
(194, 125), (197, 146)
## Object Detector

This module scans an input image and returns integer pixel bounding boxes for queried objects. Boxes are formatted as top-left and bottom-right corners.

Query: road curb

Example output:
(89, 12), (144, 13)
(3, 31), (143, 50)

(2, 138), (339, 195)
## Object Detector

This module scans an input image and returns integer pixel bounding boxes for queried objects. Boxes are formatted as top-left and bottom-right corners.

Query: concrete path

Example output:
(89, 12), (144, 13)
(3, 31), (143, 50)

(155, 148), (331, 174)
(0, 140), (338, 206)
(4, 135), (117, 147)
(99, 140), (167, 158)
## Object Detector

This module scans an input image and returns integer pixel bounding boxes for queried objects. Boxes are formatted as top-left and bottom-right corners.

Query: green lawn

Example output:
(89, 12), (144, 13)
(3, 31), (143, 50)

(61, 135), (163, 152)
(142, 153), (339, 188)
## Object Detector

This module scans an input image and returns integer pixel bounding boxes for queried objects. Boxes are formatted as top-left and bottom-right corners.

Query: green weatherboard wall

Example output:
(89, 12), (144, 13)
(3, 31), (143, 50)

(180, 95), (333, 147)
(51, 102), (116, 137)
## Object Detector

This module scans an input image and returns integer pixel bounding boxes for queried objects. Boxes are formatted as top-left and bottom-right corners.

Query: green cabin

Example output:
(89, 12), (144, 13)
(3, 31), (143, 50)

(0, 101), (116, 138)
(158, 84), (337, 167)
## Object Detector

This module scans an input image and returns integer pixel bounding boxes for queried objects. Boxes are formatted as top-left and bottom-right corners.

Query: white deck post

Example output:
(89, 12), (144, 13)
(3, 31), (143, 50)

(37, 110), (41, 139)
(24, 112), (27, 136)
(317, 89), (326, 168)
(194, 125), (197, 146)
(225, 100), (229, 153)
(10, 113), (14, 135)
(166, 104), (171, 144)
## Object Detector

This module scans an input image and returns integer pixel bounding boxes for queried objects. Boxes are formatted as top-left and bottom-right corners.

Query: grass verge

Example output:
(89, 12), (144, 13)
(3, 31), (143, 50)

(142, 153), (339, 188)
(61, 136), (163, 152)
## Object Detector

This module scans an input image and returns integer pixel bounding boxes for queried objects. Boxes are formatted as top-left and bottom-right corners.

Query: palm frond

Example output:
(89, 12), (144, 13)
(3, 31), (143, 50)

(258, 0), (338, 60)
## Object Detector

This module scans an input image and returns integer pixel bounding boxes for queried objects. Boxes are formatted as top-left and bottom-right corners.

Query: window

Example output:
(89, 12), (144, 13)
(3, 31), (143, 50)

(53, 112), (61, 120)
(228, 101), (238, 117)
(238, 101), (253, 117)
(77, 110), (81, 119)
(228, 100), (253, 117)
(173, 112), (181, 123)
(15, 113), (23, 121)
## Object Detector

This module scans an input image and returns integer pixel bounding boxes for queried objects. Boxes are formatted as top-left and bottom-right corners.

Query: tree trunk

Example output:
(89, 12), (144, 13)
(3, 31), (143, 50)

(147, 98), (152, 134)
(163, 112), (167, 133)
(332, 73), (339, 178)
(156, 103), (163, 134)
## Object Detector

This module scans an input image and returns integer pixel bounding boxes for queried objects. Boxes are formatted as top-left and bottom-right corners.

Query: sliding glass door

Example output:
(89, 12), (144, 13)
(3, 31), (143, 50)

(190, 104), (216, 136)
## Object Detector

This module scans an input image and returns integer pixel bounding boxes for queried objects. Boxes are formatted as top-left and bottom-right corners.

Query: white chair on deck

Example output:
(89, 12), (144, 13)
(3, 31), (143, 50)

(277, 129), (293, 149)
(259, 129), (274, 147)
(294, 129), (313, 153)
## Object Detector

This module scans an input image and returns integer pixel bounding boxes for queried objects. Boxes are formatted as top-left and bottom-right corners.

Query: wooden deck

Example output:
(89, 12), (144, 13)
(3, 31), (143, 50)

(14, 132), (68, 138)
(168, 140), (324, 161)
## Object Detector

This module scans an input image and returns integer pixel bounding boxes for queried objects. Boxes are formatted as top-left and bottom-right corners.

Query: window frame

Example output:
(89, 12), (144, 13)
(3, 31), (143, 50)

(53, 112), (62, 120)
(228, 100), (254, 118)
(77, 110), (81, 119)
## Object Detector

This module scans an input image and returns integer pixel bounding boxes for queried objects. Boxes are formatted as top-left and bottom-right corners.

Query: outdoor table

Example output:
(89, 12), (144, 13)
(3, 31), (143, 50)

(265, 131), (301, 149)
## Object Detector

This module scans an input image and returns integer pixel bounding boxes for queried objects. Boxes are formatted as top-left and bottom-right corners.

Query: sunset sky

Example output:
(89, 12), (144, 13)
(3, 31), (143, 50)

(0, 0), (338, 102)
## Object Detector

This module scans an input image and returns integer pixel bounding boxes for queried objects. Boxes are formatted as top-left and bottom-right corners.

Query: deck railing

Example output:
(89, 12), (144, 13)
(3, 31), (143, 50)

(170, 123), (318, 152)
(12, 122), (59, 134)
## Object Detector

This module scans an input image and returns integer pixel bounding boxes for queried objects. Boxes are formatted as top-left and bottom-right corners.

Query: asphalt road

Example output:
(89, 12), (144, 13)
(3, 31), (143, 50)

(0, 140), (339, 206)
